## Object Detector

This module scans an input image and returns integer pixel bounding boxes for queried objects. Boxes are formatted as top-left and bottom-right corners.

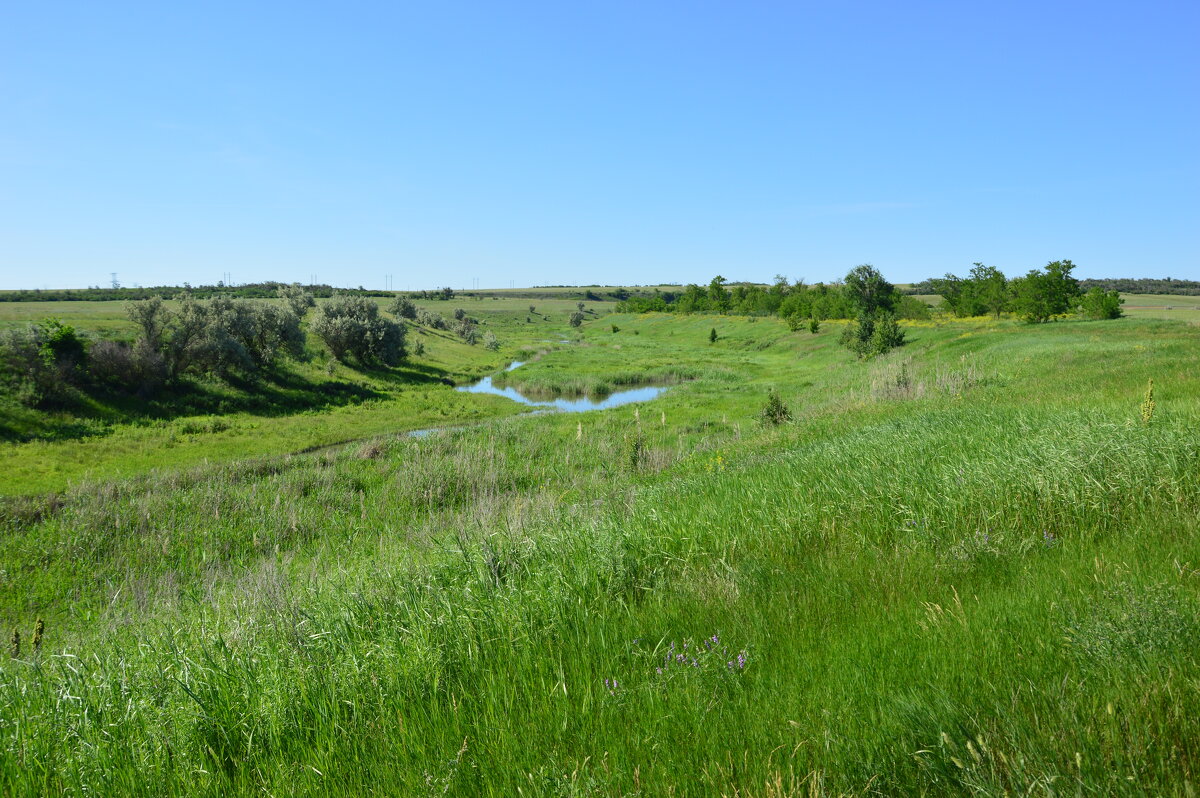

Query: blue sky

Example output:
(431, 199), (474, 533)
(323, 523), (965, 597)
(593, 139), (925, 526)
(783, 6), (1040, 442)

(2, 1), (1196, 290)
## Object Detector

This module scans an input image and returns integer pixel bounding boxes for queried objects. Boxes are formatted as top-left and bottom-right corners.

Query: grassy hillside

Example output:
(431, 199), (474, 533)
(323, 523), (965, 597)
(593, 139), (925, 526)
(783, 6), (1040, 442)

(1, 310), (1198, 795)
(0, 296), (610, 493)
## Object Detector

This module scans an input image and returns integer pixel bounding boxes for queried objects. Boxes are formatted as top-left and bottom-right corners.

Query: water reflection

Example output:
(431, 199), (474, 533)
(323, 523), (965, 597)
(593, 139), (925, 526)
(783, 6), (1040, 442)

(454, 361), (668, 412)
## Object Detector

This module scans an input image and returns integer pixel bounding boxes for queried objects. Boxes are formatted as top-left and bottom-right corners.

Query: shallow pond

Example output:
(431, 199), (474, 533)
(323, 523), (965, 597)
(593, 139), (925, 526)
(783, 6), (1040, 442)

(454, 361), (668, 412)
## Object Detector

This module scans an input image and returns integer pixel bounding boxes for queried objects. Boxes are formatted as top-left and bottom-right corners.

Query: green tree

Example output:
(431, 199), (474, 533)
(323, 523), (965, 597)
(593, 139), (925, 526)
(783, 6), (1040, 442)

(569, 311), (585, 328)
(709, 327), (718, 343)
(707, 276), (730, 312)
(1079, 287), (1124, 320)
(1011, 260), (1081, 323)
(844, 264), (896, 315)
(969, 263), (1009, 318)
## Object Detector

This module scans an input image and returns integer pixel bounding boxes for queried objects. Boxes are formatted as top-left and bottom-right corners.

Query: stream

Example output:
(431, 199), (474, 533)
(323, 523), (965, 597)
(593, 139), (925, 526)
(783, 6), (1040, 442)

(452, 361), (668, 412)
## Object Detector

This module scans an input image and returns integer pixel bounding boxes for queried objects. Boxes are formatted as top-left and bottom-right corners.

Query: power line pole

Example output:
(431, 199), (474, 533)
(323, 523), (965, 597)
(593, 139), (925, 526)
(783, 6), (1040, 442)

(110, 272), (120, 289)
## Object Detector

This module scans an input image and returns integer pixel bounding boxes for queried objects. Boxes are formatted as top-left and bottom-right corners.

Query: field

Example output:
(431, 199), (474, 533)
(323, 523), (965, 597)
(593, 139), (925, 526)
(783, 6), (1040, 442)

(1, 301), (1199, 795)
(0, 295), (612, 493)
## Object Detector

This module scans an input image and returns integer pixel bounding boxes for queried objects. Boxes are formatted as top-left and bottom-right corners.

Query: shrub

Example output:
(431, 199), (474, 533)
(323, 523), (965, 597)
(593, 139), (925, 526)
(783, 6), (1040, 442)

(389, 295), (418, 320)
(416, 308), (449, 330)
(840, 311), (904, 359)
(809, 318), (820, 334)
(611, 324), (620, 334)
(0, 321), (88, 407)
(277, 284), (316, 317)
(709, 328), (718, 343)
(88, 340), (167, 394)
(569, 311), (585, 328)
(310, 294), (407, 365)
(483, 331), (500, 351)
(128, 294), (305, 378)
(759, 391), (792, 425)
(453, 308), (467, 321)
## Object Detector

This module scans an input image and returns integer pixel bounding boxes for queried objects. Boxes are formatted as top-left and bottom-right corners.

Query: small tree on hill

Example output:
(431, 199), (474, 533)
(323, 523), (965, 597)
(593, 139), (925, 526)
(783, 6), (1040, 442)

(709, 328), (718, 343)
(759, 391), (792, 425)
(844, 264), (896, 316)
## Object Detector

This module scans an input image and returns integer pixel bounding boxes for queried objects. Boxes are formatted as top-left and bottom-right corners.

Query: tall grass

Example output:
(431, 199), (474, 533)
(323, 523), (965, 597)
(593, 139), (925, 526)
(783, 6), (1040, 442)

(1, 313), (1198, 795)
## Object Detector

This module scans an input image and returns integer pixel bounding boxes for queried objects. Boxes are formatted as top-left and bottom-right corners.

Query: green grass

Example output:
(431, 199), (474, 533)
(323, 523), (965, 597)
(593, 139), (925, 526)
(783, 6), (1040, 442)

(0, 310), (1198, 795)
(0, 297), (615, 491)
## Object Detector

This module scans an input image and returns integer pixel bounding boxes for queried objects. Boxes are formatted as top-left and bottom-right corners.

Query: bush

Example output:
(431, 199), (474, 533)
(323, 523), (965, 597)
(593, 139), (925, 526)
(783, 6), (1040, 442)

(809, 318), (820, 334)
(759, 391), (792, 425)
(457, 319), (480, 345)
(127, 294), (305, 378)
(88, 340), (167, 394)
(389, 296), (418, 320)
(416, 308), (449, 330)
(483, 331), (500, 351)
(277, 284), (316, 317)
(569, 311), (585, 328)
(840, 311), (904, 359)
(0, 321), (88, 407)
(894, 295), (932, 320)
(709, 328), (718, 343)
(1079, 287), (1123, 320)
(311, 294), (407, 365)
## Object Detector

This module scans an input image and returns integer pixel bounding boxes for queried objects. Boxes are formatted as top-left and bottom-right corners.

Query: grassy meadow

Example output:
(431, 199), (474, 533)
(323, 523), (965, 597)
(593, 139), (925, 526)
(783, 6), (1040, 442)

(1, 302), (1198, 795)
(0, 295), (610, 494)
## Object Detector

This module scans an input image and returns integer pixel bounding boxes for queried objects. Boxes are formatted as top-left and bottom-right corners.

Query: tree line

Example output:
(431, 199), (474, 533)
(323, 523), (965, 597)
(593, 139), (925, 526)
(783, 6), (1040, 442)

(0, 283), (391, 303)
(922, 261), (1122, 322)
(617, 265), (914, 358)
(0, 287), (499, 410)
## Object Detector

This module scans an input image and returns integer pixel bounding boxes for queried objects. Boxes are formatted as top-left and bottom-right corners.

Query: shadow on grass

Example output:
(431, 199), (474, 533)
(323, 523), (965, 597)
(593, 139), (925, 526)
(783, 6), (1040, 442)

(0, 358), (458, 444)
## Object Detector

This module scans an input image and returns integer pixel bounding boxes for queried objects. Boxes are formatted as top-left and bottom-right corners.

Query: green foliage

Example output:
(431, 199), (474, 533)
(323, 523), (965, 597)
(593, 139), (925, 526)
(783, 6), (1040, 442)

(1080, 287), (1124, 320)
(1011, 260), (1082, 323)
(277, 284), (316, 317)
(569, 311), (585, 328)
(758, 390), (792, 425)
(808, 317), (820, 334)
(388, 295), (418, 320)
(839, 311), (905, 358)
(843, 264), (897, 315)
(709, 327), (717, 343)
(611, 324), (620, 333)
(0, 320), (89, 407)
(415, 307), (449, 330)
(310, 294), (407, 365)
(456, 318), (480, 345)
(483, 331), (500, 351)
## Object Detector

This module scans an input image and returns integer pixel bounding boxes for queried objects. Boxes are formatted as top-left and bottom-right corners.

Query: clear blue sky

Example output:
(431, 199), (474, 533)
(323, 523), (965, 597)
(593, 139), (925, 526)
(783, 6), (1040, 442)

(2, 1), (1196, 290)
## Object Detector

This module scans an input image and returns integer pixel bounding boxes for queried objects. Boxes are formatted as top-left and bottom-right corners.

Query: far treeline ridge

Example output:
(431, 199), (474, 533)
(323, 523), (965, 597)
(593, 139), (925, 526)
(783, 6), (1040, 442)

(1, 274), (1197, 304)
(617, 260), (1124, 326)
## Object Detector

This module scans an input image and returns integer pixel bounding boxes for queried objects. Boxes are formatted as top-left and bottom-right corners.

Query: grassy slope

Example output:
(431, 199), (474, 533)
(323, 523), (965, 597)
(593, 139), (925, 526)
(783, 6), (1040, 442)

(0, 312), (1198, 795)
(0, 297), (608, 493)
